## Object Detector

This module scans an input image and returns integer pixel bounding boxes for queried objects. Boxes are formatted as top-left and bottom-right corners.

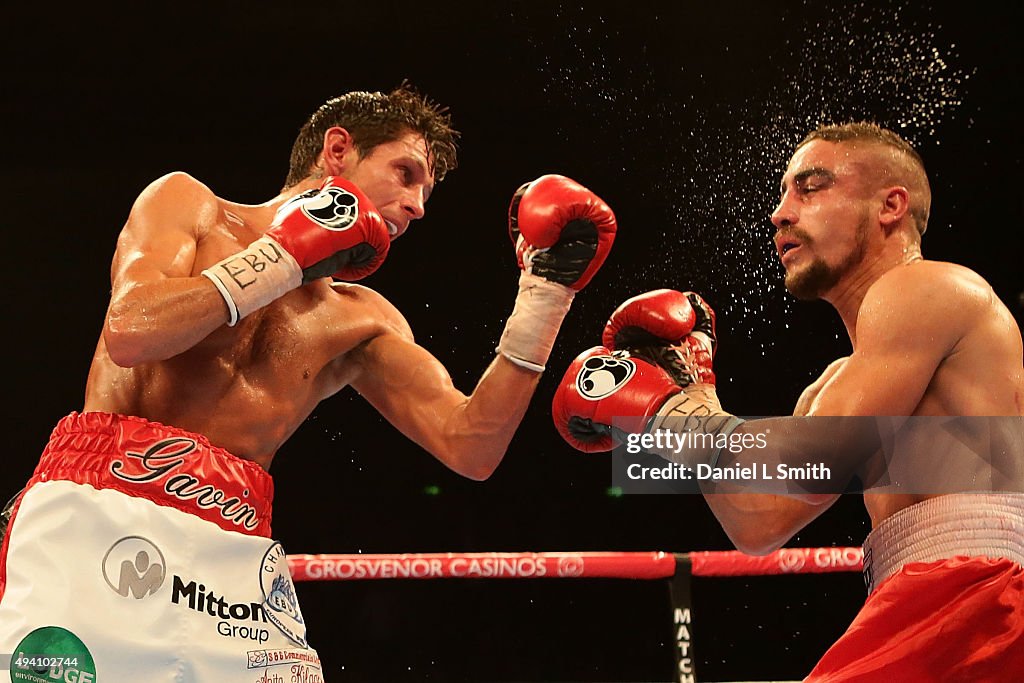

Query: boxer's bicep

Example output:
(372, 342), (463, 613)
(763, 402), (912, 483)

(110, 173), (210, 295)
(102, 174), (234, 366)
(351, 326), (539, 480)
(808, 350), (934, 416)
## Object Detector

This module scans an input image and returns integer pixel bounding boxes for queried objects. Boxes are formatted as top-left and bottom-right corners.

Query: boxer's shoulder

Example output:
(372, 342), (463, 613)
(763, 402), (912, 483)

(127, 172), (224, 241)
(136, 172), (218, 210)
(861, 259), (993, 331)
(872, 259), (991, 302)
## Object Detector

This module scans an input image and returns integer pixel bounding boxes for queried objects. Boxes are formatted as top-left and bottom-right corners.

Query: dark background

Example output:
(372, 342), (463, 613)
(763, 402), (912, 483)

(4, 2), (1022, 681)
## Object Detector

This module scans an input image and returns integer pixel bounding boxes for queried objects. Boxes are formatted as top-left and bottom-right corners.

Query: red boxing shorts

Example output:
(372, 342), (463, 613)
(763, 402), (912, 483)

(0, 412), (324, 683)
(807, 494), (1024, 682)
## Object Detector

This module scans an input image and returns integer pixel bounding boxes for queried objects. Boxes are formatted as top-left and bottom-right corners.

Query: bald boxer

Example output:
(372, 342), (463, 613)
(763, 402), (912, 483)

(554, 123), (1023, 680)
(0, 84), (616, 681)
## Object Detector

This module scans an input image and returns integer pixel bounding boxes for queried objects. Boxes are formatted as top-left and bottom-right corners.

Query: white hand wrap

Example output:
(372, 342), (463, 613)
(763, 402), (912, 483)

(648, 384), (744, 468)
(497, 272), (575, 372)
(201, 236), (303, 326)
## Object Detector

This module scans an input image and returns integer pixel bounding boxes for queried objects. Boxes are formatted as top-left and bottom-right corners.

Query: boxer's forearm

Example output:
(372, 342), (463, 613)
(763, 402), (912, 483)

(648, 389), (875, 496)
(431, 356), (542, 480)
(352, 338), (544, 481)
(103, 277), (231, 366)
(704, 491), (839, 555)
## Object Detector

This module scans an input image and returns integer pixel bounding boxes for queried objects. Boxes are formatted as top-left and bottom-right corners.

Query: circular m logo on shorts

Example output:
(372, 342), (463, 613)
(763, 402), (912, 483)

(300, 186), (360, 231)
(575, 354), (636, 400)
(101, 535), (166, 599)
(261, 542), (307, 647)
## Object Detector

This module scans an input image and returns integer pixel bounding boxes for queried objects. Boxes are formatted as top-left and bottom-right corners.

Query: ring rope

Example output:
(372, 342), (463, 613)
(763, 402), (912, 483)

(286, 547), (864, 582)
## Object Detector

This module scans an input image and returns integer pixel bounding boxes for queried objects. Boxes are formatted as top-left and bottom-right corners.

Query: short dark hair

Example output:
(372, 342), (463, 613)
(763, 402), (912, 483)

(799, 121), (924, 167)
(799, 122), (931, 235)
(284, 83), (459, 189)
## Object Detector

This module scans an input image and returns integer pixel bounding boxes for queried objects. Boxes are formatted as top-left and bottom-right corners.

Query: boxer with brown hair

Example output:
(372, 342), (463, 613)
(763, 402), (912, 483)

(0, 83), (617, 681)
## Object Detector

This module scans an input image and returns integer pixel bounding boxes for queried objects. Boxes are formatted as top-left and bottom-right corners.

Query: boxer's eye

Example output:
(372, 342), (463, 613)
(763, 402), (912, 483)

(793, 170), (835, 196)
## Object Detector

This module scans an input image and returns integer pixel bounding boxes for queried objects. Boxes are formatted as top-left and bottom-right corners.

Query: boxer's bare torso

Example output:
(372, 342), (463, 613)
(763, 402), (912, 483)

(706, 259), (1023, 554)
(77, 151), (558, 483)
(795, 260), (1024, 526)
(84, 174), (408, 468)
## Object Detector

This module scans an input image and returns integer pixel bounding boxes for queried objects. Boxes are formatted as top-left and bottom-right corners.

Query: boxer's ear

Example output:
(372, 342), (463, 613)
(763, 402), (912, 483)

(320, 127), (358, 177)
(878, 186), (910, 232)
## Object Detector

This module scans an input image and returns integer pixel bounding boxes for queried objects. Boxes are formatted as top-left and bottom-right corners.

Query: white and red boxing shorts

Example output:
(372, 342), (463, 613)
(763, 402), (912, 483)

(806, 493), (1024, 682)
(0, 412), (323, 682)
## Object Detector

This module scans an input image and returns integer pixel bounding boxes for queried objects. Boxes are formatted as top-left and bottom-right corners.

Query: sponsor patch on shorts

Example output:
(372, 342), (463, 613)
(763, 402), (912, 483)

(11, 626), (97, 682)
(260, 543), (307, 647)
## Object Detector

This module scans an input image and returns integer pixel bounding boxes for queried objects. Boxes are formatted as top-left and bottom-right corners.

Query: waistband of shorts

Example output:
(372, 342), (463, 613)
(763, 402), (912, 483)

(862, 492), (1024, 594)
(33, 411), (274, 537)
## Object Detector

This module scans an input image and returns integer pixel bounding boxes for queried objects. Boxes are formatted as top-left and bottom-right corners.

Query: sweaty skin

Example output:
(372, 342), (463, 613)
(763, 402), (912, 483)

(703, 139), (1024, 554)
(85, 130), (540, 477)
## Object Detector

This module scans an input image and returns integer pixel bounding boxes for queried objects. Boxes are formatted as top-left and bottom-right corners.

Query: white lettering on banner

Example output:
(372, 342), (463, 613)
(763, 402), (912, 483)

(814, 547), (862, 568)
(110, 438), (260, 530)
(304, 556), (560, 579)
(449, 557), (548, 577)
(305, 558), (445, 579)
(674, 607), (694, 683)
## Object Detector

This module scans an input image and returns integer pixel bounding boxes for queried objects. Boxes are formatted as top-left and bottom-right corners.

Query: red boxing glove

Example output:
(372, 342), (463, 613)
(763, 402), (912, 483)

(602, 289), (696, 350)
(508, 175), (617, 290)
(551, 347), (681, 452)
(602, 289), (717, 386)
(268, 176), (390, 282)
(682, 291), (717, 385)
(202, 177), (391, 326)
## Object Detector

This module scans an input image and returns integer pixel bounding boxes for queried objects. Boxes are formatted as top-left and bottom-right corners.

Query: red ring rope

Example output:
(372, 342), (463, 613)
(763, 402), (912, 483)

(286, 547), (863, 582)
